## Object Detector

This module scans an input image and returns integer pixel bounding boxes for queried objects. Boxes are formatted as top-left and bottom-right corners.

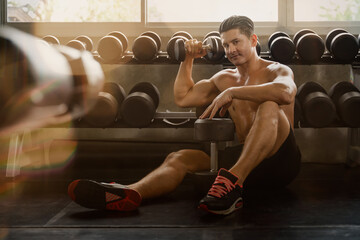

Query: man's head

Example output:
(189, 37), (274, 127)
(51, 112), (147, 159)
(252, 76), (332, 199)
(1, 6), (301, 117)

(219, 15), (254, 39)
(219, 16), (257, 66)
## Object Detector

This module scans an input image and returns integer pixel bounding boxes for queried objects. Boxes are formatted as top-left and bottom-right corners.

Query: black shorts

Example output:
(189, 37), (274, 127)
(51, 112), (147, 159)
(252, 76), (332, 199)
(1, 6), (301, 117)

(217, 127), (302, 189)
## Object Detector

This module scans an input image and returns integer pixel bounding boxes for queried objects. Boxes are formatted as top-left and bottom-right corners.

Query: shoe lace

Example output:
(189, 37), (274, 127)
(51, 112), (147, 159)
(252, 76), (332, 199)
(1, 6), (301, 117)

(208, 175), (235, 198)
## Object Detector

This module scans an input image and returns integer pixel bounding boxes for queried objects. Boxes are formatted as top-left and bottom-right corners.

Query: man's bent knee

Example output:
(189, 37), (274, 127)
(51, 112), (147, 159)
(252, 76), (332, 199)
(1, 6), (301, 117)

(258, 101), (281, 115)
(163, 149), (210, 173)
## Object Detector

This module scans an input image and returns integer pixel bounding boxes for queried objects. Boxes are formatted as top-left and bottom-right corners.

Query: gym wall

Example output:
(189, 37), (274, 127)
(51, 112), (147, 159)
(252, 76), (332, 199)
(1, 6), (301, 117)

(35, 33), (360, 164)
(101, 59), (353, 164)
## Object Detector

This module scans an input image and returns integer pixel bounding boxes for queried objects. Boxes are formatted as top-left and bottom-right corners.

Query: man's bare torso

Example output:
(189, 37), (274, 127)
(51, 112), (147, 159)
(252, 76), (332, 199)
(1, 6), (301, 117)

(213, 60), (294, 143)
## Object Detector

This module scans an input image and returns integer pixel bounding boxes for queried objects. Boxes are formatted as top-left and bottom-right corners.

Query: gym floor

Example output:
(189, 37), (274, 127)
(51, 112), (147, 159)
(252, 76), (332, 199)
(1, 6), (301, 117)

(1, 151), (360, 240)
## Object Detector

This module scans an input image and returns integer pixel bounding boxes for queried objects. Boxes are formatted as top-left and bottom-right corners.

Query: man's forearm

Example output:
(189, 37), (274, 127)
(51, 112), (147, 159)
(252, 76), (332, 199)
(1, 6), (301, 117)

(229, 82), (294, 105)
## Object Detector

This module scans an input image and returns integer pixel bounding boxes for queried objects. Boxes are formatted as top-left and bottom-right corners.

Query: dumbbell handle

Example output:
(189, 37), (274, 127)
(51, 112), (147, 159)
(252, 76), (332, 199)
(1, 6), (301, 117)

(177, 38), (214, 52)
(186, 43), (213, 52)
(201, 44), (212, 51)
(174, 37), (218, 61)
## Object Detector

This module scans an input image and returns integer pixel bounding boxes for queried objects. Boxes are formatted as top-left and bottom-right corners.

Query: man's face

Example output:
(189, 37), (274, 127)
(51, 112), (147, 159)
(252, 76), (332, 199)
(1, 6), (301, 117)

(220, 28), (255, 66)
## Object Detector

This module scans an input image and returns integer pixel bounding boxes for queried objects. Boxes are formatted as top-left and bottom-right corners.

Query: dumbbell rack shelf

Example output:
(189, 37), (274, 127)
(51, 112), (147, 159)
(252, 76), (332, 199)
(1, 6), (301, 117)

(93, 50), (360, 66)
(4, 112), (221, 177)
(93, 52), (225, 65)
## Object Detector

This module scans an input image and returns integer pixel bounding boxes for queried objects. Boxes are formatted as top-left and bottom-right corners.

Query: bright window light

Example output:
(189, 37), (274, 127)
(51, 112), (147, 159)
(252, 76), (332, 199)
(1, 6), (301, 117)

(294, 0), (360, 21)
(147, 0), (278, 22)
(7, 0), (141, 22)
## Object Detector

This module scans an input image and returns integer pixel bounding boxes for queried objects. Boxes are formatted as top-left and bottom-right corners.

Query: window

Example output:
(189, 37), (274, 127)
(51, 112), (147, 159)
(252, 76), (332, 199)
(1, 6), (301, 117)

(7, 0), (141, 22)
(4, 0), (360, 37)
(147, 0), (278, 22)
(294, 0), (360, 21)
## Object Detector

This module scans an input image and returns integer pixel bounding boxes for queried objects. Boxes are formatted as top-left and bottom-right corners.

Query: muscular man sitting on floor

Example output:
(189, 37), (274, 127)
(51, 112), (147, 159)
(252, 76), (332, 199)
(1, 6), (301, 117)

(68, 15), (301, 215)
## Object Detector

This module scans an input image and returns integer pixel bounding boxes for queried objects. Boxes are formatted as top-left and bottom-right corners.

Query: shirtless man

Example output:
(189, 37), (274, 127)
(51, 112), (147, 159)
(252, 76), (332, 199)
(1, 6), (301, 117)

(68, 15), (301, 215)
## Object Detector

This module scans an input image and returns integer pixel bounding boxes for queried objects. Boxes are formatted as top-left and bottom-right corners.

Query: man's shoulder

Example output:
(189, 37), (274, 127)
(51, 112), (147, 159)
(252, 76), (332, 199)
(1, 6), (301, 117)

(210, 68), (237, 81)
(217, 68), (238, 77)
(262, 59), (292, 74)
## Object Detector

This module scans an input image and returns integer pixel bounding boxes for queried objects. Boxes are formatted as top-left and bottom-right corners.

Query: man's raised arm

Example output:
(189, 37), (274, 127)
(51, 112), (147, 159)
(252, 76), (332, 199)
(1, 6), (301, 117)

(173, 39), (220, 108)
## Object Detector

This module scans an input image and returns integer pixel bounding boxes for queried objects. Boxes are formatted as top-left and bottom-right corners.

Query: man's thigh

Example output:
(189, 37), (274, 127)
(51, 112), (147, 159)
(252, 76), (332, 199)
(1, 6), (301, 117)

(217, 128), (301, 189)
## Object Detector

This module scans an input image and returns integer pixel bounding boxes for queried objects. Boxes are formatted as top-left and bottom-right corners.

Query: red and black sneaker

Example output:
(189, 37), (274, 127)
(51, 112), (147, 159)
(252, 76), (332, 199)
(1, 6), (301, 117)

(198, 168), (243, 215)
(68, 179), (141, 211)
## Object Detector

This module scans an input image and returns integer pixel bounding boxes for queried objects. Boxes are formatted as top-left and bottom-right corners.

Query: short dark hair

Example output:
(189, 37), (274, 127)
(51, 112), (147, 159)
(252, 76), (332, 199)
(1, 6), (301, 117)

(219, 15), (254, 38)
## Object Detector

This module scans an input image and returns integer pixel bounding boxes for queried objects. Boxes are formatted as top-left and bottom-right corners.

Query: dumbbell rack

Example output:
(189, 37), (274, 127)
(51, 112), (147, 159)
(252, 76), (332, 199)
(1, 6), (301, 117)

(5, 111), (235, 177)
(92, 50), (360, 66)
(347, 66), (360, 167)
(4, 56), (360, 178)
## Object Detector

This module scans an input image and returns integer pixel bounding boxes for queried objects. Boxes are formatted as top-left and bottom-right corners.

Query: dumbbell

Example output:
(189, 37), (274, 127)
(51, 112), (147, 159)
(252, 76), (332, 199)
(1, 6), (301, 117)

(167, 31), (193, 61)
(329, 81), (360, 128)
(268, 31), (295, 63)
(203, 36), (225, 63)
(42, 35), (60, 45)
(192, 118), (235, 194)
(325, 29), (359, 63)
(0, 27), (104, 133)
(174, 36), (223, 62)
(204, 31), (220, 39)
(296, 82), (336, 128)
(66, 35), (93, 52)
(293, 29), (325, 64)
(202, 31), (226, 62)
(172, 31), (193, 40)
(120, 82), (160, 127)
(84, 82), (126, 127)
(97, 31), (129, 63)
(132, 31), (162, 62)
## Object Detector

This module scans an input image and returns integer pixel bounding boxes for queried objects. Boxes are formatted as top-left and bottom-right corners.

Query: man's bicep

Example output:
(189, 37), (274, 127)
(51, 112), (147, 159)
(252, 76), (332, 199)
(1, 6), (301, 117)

(181, 79), (219, 107)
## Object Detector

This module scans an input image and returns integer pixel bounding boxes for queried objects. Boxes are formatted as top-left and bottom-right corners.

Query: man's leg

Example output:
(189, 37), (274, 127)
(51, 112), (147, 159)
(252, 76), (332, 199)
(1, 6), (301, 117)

(68, 149), (210, 211)
(128, 149), (210, 199)
(229, 101), (290, 185)
(198, 101), (290, 215)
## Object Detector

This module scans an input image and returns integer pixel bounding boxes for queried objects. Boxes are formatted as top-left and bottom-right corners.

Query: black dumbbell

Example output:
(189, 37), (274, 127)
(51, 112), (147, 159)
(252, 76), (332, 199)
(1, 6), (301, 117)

(204, 31), (220, 39)
(268, 31), (295, 63)
(84, 82), (126, 127)
(167, 31), (193, 62)
(42, 35), (60, 45)
(296, 81), (336, 128)
(66, 35), (93, 52)
(121, 82), (160, 128)
(329, 81), (360, 127)
(172, 31), (193, 40)
(325, 29), (359, 63)
(97, 31), (129, 63)
(132, 31), (162, 62)
(202, 31), (226, 62)
(203, 36), (225, 63)
(293, 29), (325, 64)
